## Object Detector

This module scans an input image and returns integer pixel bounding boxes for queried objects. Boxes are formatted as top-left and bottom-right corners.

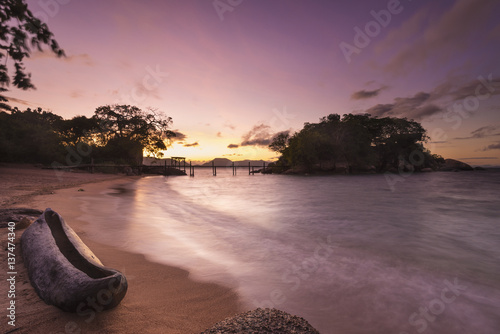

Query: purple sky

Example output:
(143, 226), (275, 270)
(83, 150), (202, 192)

(7, 0), (500, 165)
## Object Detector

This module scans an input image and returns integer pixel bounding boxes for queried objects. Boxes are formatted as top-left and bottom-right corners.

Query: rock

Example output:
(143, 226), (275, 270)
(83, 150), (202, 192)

(124, 166), (135, 176)
(201, 308), (320, 334)
(474, 166), (486, 171)
(16, 216), (32, 229)
(440, 159), (474, 171)
(0, 208), (43, 229)
(282, 166), (309, 175)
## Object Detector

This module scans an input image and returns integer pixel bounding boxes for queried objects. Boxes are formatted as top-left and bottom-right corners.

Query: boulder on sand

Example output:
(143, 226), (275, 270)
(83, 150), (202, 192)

(201, 308), (320, 334)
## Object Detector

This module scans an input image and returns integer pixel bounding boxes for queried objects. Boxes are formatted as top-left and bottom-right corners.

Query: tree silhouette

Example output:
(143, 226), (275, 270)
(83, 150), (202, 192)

(93, 105), (175, 165)
(0, 0), (64, 110)
(270, 113), (433, 173)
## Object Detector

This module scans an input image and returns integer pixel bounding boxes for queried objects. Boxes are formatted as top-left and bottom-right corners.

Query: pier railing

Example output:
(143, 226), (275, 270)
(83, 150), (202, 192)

(46, 160), (268, 176)
(187, 161), (268, 176)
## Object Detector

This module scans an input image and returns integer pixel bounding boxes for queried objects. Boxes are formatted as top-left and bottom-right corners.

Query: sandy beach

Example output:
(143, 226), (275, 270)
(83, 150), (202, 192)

(1, 165), (241, 334)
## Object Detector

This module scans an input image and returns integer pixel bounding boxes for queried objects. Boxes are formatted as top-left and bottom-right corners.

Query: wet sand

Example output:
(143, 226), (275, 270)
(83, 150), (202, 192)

(0, 165), (241, 333)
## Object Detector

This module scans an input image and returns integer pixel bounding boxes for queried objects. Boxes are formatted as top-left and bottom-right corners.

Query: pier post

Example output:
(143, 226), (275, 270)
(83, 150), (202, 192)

(248, 162), (251, 175)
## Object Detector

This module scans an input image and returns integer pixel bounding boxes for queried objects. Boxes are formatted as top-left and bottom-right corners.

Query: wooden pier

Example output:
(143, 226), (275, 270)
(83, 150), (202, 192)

(46, 156), (268, 177)
(187, 161), (268, 177)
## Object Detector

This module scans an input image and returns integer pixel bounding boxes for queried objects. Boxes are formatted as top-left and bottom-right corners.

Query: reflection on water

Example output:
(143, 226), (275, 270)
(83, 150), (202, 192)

(80, 169), (500, 333)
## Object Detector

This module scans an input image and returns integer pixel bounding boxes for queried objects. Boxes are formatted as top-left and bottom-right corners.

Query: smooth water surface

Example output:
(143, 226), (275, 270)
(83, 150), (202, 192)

(80, 169), (500, 333)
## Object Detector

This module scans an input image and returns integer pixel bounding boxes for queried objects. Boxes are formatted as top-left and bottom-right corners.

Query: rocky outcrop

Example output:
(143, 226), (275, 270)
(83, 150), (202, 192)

(201, 308), (320, 334)
(0, 208), (42, 229)
(439, 159), (474, 171)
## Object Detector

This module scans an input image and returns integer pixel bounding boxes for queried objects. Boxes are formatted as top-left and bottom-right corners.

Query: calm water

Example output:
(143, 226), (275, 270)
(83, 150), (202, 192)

(79, 169), (500, 333)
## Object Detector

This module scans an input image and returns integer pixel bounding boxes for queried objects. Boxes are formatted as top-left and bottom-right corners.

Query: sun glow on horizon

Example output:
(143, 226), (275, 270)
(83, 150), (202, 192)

(158, 142), (278, 162)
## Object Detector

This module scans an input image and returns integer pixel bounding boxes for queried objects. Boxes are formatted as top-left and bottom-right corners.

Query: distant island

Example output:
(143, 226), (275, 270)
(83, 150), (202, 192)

(200, 158), (269, 167)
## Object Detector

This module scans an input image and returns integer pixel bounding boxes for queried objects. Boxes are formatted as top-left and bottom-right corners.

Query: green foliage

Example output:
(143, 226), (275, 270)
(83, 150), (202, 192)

(0, 0), (64, 110)
(270, 113), (434, 173)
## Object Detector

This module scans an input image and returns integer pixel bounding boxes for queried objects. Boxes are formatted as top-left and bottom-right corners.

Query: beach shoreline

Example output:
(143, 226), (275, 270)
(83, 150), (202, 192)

(1, 165), (242, 333)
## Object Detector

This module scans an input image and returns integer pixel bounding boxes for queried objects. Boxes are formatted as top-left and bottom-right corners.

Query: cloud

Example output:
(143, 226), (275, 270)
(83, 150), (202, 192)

(227, 144), (239, 149)
(361, 75), (500, 120)
(217, 132), (222, 137)
(64, 53), (96, 66)
(240, 124), (274, 147)
(4, 96), (34, 106)
(31, 51), (96, 66)
(455, 125), (500, 140)
(351, 88), (384, 100)
(224, 122), (236, 130)
(482, 142), (500, 151)
(70, 90), (84, 99)
(442, 76), (500, 102)
(171, 130), (187, 141)
(183, 142), (199, 147)
(364, 91), (442, 119)
(459, 157), (498, 160)
(379, 1), (500, 75)
(131, 79), (162, 100)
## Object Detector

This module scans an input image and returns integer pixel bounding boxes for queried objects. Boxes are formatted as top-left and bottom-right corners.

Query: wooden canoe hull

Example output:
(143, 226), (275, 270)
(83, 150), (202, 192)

(21, 208), (127, 312)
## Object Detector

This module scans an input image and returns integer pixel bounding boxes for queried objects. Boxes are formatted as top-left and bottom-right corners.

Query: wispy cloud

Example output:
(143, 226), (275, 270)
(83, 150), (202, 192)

(70, 90), (84, 99)
(31, 52), (96, 66)
(432, 76), (500, 102)
(4, 96), (34, 106)
(379, 0), (500, 75)
(482, 142), (500, 151)
(362, 75), (500, 120)
(364, 91), (441, 119)
(224, 122), (236, 130)
(227, 144), (239, 149)
(459, 157), (498, 160)
(184, 142), (199, 147)
(172, 130), (187, 142)
(240, 124), (274, 147)
(351, 87), (385, 100)
(455, 125), (500, 140)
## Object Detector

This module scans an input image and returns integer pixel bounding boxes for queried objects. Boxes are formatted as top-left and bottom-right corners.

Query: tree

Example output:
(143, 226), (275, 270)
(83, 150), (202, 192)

(269, 131), (290, 154)
(57, 115), (99, 147)
(0, 107), (65, 163)
(92, 105), (175, 165)
(270, 113), (432, 173)
(0, 0), (64, 110)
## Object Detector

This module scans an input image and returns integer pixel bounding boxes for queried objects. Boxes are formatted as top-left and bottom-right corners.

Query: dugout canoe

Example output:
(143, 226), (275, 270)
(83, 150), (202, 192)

(21, 208), (127, 312)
